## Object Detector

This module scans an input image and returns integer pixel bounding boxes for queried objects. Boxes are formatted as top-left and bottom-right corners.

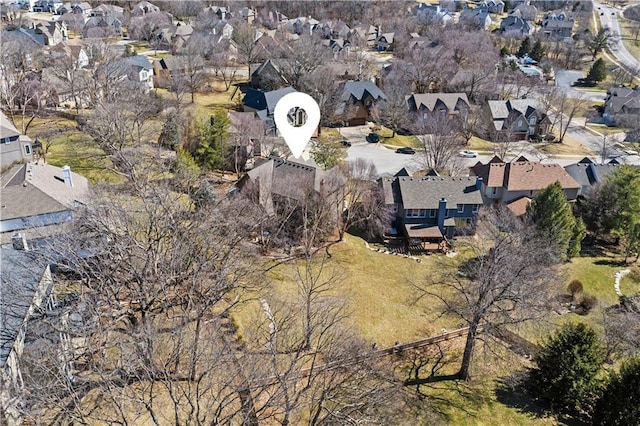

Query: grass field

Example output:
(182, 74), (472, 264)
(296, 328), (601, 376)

(376, 126), (422, 148)
(25, 116), (123, 184)
(618, 16), (640, 65)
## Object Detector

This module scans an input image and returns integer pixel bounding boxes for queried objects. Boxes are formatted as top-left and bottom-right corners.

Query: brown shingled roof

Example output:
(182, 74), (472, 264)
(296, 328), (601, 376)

(504, 162), (580, 191)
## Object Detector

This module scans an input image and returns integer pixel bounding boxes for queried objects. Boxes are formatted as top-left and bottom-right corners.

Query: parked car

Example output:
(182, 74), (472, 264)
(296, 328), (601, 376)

(459, 150), (478, 158)
(341, 140), (352, 147)
(396, 147), (415, 154)
(366, 132), (380, 143)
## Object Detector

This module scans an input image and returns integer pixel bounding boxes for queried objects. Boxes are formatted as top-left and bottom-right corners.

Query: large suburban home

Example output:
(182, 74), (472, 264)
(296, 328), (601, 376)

(564, 157), (625, 196)
(406, 93), (470, 122)
(1, 236), (55, 426)
(541, 10), (575, 39)
(603, 86), (640, 126)
(485, 99), (551, 140)
(16, 21), (68, 46)
(479, 0), (504, 14)
(238, 156), (343, 218)
(132, 1), (160, 16)
(499, 15), (533, 37)
(459, 7), (492, 30)
(470, 156), (581, 205)
(336, 80), (386, 126)
(122, 55), (154, 91)
(242, 86), (311, 136)
(413, 3), (453, 26)
(1, 112), (33, 169)
(379, 175), (483, 252)
(0, 162), (89, 233)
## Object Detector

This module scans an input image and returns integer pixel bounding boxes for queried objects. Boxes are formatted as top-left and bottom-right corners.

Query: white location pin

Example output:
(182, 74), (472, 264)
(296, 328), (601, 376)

(273, 92), (320, 159)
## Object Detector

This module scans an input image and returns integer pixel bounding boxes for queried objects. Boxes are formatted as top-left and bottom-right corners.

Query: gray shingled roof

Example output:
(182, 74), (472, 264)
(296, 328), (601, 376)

(341, 81), (386, 102)
(409, 93), (469, 113)
(0, 111), (20, 139)
(381, 176), (482, 209)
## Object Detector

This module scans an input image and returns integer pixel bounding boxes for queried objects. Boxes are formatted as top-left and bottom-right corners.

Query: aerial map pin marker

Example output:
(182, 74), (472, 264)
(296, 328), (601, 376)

(273, 92), (320, 159)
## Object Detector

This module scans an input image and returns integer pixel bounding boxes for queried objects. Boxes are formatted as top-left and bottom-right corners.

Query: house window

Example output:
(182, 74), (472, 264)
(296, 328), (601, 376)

(472, 205), (479, 214)
(429, 209), (436, 218)
(2, 137), (11, 144)
(517, 119), (523, 127)
(529, 116), (536, 125)
(24, 145), (31, 155)
(492, 187), (497, 195)
(406, 209), (426, 218)
(457, 204), (464, 213)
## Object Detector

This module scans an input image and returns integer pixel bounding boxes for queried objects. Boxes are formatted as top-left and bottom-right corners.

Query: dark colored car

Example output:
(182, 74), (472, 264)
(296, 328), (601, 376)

(366, 132), (380, 143)
(341, 140), (352, 147)
(395, 147), (416, 154)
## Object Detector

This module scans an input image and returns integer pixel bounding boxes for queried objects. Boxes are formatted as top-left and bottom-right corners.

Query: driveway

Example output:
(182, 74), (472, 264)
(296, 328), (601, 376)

(553, 70), (607, 102)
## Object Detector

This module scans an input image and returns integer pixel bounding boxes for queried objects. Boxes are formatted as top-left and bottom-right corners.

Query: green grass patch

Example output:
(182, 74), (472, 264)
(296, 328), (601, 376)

(467, 136), (494, 151)
(586, 124), (628, 136)
(315, 127), (343, 144)
(376, 127), (421, 148)
(25, 116), (122, 184)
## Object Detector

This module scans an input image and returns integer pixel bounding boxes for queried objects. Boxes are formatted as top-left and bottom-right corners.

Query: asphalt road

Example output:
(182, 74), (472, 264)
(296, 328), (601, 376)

(594, 1), (640, 72)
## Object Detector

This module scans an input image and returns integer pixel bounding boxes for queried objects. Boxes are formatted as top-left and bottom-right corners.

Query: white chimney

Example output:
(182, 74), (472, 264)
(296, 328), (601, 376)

(12, 233), (29, 251)
(62, 165), (73, 186)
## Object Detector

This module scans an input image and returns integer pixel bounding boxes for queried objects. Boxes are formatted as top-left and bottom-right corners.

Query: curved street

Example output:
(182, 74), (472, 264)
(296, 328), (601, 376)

(594, 1), (640, 72)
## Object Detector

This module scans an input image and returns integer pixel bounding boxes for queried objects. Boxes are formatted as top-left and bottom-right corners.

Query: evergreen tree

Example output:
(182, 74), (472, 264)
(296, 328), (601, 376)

(195, 108), (229, 171)
(518, 36), (532, 57)
(526, 181), (583, 259)
(593, 357), (640, 426)
(532, 323), (606, 414)
(587, 58), (607, 82)
(530, 39), (545, 62)
(158, 113), (180, 150)
(607, 166), (640, 261)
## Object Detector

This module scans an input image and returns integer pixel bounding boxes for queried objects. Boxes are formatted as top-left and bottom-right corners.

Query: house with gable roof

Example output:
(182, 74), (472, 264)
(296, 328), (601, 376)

(1, 112), (34, 169)
(564, 157), (627, 196)
(499, 15), (533, 37)
(460, 7), (492, 30)
(407, 93), (470, 123)
(484, 99), (551, 140)
(603, 86), (640, 126)
(480, 0), (504, 14)
(541, 10), (575, 39)
(336, 81), (386, 126)
(379, 175), (483, 252)
(242, 86), (314, 137)
(470, 156), (581, 204)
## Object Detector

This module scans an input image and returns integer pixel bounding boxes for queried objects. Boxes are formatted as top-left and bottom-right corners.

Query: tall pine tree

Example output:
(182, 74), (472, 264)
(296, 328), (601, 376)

(518, 36), (532, 57)
(587, 58), (607, 82)
(526, 181), (584, 259)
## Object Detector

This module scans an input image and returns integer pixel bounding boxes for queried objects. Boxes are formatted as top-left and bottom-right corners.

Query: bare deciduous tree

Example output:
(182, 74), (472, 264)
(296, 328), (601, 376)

(413, 113), (465, 174)
(413, 206), (562, 380)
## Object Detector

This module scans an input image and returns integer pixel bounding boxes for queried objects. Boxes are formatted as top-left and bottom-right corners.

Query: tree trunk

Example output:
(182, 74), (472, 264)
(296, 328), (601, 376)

(457, 321), (480, 381)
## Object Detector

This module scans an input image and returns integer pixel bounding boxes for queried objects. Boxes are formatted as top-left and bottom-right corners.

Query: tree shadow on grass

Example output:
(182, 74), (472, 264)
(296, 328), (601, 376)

(495, 370), (583, 426)
(593, 258), (628, 267)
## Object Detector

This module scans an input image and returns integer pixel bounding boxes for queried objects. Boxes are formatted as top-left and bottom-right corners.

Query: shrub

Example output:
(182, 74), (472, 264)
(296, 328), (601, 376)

(567, 280), (584, 296)
(580, 294), (598, 313)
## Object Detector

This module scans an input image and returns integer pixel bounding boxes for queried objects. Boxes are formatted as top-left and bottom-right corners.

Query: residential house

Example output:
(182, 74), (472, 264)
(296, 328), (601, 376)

(82, 15), (122, 38)
(122, 55), (154, 91)
(59, 11), (87, 33)
(40, 67), (90, 108)
(351, 24), (378, 47)
(17, 21), (68, 46)
(603, 86), (640, 126)
(90, 3), (123, 17)
(1, 238), (54, 426)
(499, 15), (533, 37)
(564, 157), (624, 195)
(470, 156), (581, 204)
(0, 162), (89, 233)
(284, 16), (320, 36)
(212, 20), (233, 39)
(32, 0), (63, 13)
(71, 1), (92, 17)
(319, 20), (351, 39)
(541, 10), (574, 39)
(242, 86), (299, 135)
(479, 0), (505, 14)
(460, 7), (492, 30)
(202, 5), (229, 20)
(379, 176), (483, 251)
(406, 33), (436, 50)
(227, 111), (267, 170)
(1, 112), (34, 169)
(238, 157), (342, 218)
(132, 1), (160, 16)
(49, 41), (90, 68)
(322, 38), (350, 56)
(237, 6), (256, 24)
(336, 80), (386, 126)
(413, 3), (453, 25)
(375, 32), (395, 51)
(485, 99), (551, 140)
(407, 93), (471, 123)
(249, 59), (291, 90)
(510, 4), (538, 21)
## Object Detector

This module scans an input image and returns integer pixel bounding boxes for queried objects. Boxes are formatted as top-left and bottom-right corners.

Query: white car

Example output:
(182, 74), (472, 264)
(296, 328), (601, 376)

(459, 150), (478, 158)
